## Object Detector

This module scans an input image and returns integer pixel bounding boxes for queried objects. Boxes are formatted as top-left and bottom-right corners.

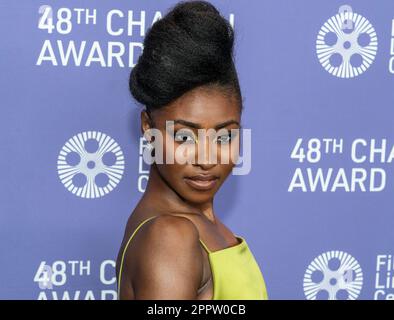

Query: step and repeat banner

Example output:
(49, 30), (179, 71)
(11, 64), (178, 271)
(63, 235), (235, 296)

(1, 0), (393, 300)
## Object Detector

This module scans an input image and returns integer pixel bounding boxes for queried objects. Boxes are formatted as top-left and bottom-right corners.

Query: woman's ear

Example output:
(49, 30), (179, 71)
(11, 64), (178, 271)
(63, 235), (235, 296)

(140, 110), (153, 138)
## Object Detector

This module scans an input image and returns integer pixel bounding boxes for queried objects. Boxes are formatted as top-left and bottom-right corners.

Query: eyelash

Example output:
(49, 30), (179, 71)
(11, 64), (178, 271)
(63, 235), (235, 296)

(173, 131), (237, 144)
(174, 131), (196, 143)
(216, 134), (233, 144)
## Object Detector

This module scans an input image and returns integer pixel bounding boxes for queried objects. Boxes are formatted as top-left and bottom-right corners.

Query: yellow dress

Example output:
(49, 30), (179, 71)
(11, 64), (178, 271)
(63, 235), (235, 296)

(117, 215), (268, 300)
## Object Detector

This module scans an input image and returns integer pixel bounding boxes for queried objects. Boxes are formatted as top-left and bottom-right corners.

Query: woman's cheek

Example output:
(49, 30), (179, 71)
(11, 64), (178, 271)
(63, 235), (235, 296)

(174, 143), (196, 164)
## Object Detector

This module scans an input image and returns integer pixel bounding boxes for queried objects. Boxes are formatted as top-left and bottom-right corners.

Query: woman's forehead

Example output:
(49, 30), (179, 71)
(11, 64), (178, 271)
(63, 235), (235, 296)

(154, 87), (240, 126)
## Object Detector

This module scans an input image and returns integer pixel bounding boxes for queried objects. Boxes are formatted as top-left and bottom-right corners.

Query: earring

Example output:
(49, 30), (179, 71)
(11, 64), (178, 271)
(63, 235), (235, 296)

(143, 140), (155, 164)
(146, 140), (154, 151)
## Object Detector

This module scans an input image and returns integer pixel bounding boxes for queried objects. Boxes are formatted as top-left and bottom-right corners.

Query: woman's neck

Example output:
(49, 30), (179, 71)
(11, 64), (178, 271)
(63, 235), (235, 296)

(140, 164), (216, 223)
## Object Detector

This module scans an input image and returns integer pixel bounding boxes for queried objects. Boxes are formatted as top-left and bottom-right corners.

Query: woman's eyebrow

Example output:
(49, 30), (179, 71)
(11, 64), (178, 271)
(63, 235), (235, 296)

(173, 119), (240, 129)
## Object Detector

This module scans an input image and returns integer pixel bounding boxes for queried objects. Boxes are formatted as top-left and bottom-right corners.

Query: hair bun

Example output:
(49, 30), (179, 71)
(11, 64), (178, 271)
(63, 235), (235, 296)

(130, 1), (238, 111)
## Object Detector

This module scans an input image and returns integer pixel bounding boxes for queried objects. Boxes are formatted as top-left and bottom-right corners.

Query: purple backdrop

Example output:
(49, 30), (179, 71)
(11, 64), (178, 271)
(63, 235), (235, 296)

(1, 0), (393, 300)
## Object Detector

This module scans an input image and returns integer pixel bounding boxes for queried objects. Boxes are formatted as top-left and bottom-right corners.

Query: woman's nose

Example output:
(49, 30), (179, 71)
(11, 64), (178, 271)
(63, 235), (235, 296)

(193, 136), (218, 169)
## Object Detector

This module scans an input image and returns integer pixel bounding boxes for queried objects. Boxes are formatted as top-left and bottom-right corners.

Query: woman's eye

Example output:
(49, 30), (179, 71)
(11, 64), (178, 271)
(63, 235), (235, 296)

(216, 133), (233, 144)
(174, 131), (196, 143)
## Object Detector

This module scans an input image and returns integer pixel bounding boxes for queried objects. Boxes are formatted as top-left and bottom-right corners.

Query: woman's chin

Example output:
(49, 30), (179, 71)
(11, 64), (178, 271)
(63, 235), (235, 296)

(180, 189), (216, 204)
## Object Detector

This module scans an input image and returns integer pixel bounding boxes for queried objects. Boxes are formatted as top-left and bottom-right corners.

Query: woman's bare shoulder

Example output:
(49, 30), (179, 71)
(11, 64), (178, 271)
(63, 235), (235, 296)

(124, 214), (204, 299)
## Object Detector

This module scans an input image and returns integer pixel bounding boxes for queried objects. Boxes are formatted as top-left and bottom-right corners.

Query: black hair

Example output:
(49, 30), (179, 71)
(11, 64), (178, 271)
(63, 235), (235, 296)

(129, 0), (243, 114)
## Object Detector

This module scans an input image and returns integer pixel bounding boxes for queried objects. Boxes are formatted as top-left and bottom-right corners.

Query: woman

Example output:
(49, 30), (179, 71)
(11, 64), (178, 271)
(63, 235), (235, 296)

(116, 0), (268, 300)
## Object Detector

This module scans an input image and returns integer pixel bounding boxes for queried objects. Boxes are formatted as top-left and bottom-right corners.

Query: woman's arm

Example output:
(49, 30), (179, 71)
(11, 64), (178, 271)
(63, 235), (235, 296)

(126, 214), (204, 299)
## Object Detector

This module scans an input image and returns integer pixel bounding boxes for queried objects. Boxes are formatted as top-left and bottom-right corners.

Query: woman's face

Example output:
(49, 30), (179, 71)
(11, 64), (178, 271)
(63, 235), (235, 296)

(141, 86), (241, 204)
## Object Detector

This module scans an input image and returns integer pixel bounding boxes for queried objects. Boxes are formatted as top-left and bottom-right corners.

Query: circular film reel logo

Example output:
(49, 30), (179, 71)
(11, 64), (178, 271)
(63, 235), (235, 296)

(316, 11), (378, 78)
(57, 131), (125, 198)
(303, 251), (363, 300)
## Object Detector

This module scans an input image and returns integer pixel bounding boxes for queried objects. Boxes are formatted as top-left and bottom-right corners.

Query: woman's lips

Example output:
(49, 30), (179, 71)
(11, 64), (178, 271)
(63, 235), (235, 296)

(184, 176), (219, 191)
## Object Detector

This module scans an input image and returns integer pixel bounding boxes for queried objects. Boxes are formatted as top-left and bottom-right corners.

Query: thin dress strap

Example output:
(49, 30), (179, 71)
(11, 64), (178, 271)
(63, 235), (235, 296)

(164, 213), (212, 254)
(198, 238), (212, 254)
(117, 215), (158, 298)
(117, 213), (212, 298)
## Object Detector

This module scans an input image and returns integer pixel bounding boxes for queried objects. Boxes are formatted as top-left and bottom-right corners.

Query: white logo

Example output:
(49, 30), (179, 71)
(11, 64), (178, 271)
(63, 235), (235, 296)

(316, 8), (378, 78)
(57, 131), (125, 198)
(303, 251), (363, 300)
